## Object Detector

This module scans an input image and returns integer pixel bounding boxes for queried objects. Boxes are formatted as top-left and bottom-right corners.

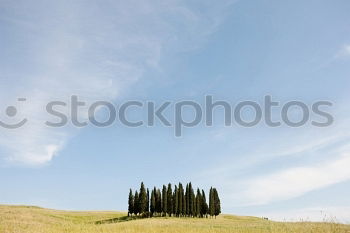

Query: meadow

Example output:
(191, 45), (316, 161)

(1, 205), (349, 233)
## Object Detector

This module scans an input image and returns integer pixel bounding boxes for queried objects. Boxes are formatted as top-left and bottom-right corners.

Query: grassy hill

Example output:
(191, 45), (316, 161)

(0, 205), (349, 233)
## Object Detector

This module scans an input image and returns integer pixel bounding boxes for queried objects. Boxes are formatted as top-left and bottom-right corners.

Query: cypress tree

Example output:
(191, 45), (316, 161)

(150, 189), (156, 217)
(196, 188), (201, 217)
(178, 183), (183, 217)
(174, 185), (178, 216)
(134, 191), (139, 216)
(146, 188), (150, 216)
(185, 184), (189, 216)
(167, 183), (173, 217)
(156, 188), (162, 215)
(201, 189), (208, 218)
(209, 187), (214, 217)
(162, 185), (167, 216)
(213, 188), (221, 218)
(139, 182), (147, 215)
(193, 192), (197, 217)
(182, 185), (186, 217)
(189, 183), (195, 217)
(192, 189), (196, 217)
(128, 189), (134, 217)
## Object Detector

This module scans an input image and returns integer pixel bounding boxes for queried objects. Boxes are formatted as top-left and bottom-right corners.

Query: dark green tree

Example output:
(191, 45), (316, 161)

(128, 189), (134, 217)
(191, 189), (196, 217)
(174, 185), (178, 216)
(162, 185), (167, 216)
(150, 189), (156, 217)
(196, 188), (202, 217)
(201, 189), (208, 218)
(182, 184), (186, 217)
(209, 187), (214, 217)
(185, 184), (189, 216)
(189, 183), (195, 217)
(213, 188), (221, 218)
(146, 188), (150, 216)
(178, 183), (183, 217)
(167, 183), (173, 216)
(156, 188), (162, 215)
(166, 183), (173, 217)
(134, 191), (139, 216)
(139, 182), (148, 215)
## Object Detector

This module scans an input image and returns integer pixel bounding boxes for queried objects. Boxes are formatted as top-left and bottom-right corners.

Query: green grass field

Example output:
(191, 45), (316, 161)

(1, 205), (349, 233)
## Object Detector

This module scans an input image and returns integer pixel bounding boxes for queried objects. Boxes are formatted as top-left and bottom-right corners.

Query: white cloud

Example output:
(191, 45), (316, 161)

(192, 114), (350, 212)
(243, 152), (350, 205)
(335, 44), (350, 58)
(343, 45), (350, 55)
(0, 0), (232, 165)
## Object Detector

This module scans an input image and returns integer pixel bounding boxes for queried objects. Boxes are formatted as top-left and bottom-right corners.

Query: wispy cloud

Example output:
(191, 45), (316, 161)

(341, 44), (350, 55)
(237, 110), (350, 205)
(192, 112), (350, 211)
(335, 44), (350, 58)
(0, 0), (232, 165)
(242, 151), (350, 205)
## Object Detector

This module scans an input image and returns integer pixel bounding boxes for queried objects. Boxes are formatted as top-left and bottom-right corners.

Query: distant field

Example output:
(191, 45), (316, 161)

(0, 205), (349, 233)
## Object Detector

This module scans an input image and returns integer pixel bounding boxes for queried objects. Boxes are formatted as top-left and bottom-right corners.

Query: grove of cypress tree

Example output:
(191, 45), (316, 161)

(128, 183), (220, 219)
(128, 189), (134, 217)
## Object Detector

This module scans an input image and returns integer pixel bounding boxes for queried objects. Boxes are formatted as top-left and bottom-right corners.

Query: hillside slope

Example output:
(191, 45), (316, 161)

(0, 205), (349, 233)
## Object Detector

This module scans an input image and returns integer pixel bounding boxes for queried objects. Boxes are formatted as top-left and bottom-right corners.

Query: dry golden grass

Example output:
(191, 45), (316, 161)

(1, 205), (349, 233)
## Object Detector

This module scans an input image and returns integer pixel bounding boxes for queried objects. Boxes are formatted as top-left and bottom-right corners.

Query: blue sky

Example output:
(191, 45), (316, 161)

(1, 0), (350, 222)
